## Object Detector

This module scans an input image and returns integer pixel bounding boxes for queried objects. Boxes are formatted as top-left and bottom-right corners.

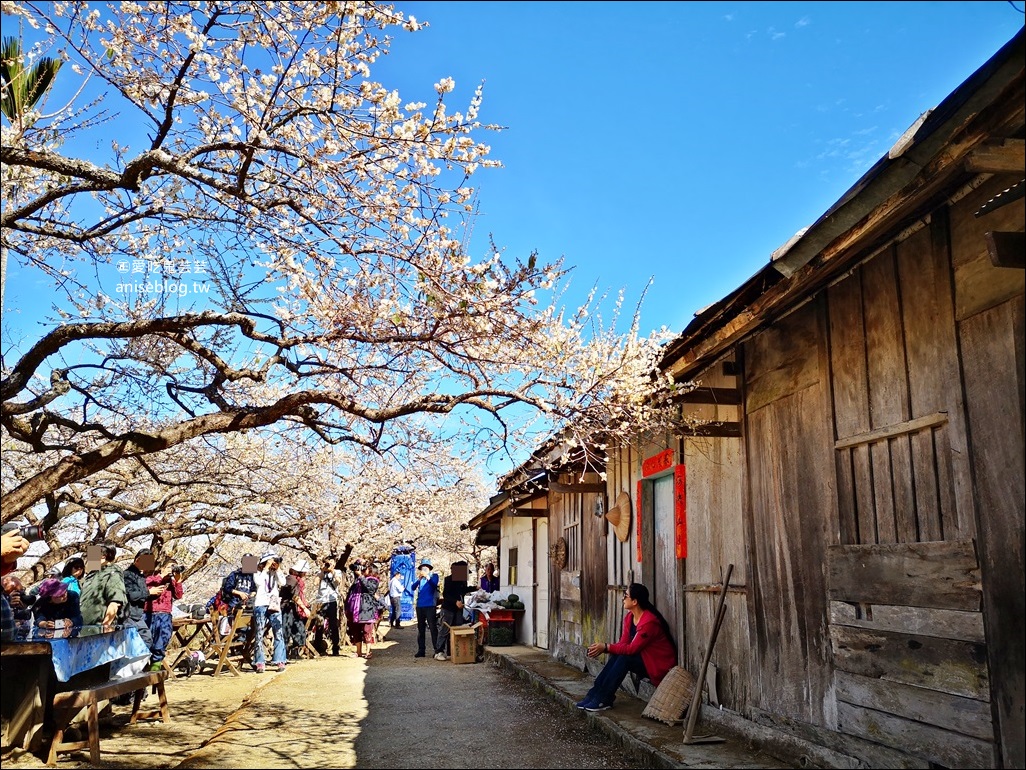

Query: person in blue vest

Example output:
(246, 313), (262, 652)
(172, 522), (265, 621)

(409, 559), (439, 658)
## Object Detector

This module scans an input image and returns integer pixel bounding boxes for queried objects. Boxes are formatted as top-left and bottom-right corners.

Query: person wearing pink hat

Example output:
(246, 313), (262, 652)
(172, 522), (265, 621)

(32, 577), (83, 638)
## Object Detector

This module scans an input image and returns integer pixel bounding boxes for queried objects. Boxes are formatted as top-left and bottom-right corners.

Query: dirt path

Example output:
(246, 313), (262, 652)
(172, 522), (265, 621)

(3, 660), (279, 769)
(4, 626), (645, 769)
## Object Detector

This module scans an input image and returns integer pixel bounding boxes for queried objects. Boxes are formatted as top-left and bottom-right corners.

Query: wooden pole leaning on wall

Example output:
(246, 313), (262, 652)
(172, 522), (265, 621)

(683, 562), (733, 745)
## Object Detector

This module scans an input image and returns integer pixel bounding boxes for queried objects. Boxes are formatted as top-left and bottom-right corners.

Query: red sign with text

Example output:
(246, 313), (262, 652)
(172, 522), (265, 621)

(674, 464), (687, 559)
(642, 448), (674, 477)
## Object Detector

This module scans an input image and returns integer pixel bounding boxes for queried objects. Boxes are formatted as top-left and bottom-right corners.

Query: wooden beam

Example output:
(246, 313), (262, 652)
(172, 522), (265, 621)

(835, 412), (947, 450)
(985, 231), (1026, 269)
(548, 481), (606, 494)
(670, 386), (742, 405)
(683, 583), (747, 594)
(964, 138), (1025, 173)
(684, 421), (742, 438)
(510, 508), (547, 517)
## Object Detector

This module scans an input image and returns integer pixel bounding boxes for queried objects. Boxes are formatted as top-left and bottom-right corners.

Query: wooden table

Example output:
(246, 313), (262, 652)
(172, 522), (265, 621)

(0, 625), (150, 753)
(163, 617), (215, 679)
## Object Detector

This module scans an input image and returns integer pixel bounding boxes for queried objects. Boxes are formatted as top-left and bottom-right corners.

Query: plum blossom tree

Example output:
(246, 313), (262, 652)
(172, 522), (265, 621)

(1, 2), (684, 527)
(3, 425), (491, 599)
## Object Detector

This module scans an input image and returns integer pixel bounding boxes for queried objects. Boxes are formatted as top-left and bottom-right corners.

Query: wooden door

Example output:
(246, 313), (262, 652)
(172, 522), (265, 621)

(652, 475), (679, 637)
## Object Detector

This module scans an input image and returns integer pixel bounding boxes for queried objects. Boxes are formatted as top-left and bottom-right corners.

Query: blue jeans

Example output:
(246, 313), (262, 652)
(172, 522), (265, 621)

(583, 653), (649, 706)
(253, 606), (286, 666)
(146, 611), (173, 662)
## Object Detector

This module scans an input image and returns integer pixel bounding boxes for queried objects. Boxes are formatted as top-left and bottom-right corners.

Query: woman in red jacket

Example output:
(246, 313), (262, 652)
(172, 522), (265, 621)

(576, 582), (677, 712)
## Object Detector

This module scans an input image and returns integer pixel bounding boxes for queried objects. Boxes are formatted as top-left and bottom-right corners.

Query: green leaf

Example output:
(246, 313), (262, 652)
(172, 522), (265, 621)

(0, 35), (62, 123)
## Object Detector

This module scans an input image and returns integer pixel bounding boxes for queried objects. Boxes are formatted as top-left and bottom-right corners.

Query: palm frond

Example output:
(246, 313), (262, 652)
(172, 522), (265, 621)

(0, 35), (62, 123)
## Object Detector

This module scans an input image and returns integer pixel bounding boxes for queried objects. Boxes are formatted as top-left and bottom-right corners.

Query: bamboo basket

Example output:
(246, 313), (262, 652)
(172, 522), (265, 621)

(641, 666), (696, 726)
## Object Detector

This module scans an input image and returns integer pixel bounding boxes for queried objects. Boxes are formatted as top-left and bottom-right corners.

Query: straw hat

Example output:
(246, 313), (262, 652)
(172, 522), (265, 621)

(605, 491), (632, 542)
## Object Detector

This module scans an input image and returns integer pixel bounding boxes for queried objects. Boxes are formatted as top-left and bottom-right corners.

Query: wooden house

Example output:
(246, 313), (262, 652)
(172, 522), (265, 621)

(470, 27), (1023, 769)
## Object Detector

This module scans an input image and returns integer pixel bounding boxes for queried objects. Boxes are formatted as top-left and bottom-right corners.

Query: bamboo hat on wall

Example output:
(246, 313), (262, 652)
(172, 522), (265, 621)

(605, 491), (632, 542)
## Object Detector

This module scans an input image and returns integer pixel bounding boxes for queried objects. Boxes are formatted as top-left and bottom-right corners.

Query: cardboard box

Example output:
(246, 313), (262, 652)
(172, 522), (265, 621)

(450, 622), (482, 664)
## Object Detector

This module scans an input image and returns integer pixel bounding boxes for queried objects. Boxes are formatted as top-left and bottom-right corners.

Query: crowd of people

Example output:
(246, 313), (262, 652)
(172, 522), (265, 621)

(5, 536), (669, 716)
(212, 554), (497, 666)
(0, 535), (186, 672)
(209, 552), (398, 668)
(3, 538), (509, 677)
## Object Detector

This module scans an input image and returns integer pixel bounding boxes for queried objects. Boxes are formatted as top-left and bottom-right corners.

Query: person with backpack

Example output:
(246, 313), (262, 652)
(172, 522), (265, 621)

(343, 560), (380, 659)
(281, 559), (311, 660)
(434, 560), (469, 660)
(314, 557), (343, 656)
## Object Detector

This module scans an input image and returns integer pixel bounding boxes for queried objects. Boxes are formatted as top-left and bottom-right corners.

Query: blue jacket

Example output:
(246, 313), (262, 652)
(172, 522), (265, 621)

(410, 573), (439, 608)
(219, 569), (256, 609)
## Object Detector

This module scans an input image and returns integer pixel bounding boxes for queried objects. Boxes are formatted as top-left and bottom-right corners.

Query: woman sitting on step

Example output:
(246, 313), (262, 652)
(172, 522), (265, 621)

(575, 582), (677, 712)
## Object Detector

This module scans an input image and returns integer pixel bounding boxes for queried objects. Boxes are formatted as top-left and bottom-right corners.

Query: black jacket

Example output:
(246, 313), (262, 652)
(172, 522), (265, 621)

(122, 565), (149, 622)
(439, 576), (468, 612)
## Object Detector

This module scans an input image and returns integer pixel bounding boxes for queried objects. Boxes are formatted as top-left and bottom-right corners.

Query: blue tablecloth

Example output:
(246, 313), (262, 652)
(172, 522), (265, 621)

(46, 626), (150, 682)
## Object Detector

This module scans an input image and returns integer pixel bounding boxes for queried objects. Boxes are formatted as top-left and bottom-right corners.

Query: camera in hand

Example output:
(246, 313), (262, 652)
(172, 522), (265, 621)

(172, 565), (186, 575)
(1, 522), (45, 542)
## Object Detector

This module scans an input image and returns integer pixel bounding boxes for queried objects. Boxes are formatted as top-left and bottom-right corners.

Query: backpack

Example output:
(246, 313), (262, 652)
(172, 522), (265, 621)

(344, 585), (362, 622)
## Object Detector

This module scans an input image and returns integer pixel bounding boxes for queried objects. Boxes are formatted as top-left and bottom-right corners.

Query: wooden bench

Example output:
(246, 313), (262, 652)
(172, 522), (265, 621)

(47, 670), (170, 766)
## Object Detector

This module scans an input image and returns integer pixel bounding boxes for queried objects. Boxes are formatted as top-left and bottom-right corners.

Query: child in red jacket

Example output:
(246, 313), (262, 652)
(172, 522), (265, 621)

(145, 562), (184, 671)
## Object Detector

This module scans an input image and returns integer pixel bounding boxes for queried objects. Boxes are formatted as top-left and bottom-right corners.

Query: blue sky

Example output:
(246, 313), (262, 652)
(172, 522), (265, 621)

(3, 3), (1022, 339)
(378, 1), (1024, 335)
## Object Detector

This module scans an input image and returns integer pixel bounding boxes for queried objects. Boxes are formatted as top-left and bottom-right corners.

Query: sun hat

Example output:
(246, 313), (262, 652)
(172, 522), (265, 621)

(605, 491), (632, 543)
(37, 577), (69, 601)
(259, 552), (281, 565)
(291, 558), (311, 574)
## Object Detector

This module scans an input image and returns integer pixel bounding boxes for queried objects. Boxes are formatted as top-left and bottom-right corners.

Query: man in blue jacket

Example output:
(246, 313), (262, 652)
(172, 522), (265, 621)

(409, 559), (439, 658)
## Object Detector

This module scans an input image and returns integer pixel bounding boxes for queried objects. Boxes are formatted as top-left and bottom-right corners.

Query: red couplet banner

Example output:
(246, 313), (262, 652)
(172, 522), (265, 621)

(674, 464), (687, 559)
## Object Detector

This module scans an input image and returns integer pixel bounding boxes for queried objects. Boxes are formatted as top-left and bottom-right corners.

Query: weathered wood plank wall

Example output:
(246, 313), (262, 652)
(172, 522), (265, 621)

(743, 299), (837, 726)
(579, 472), (607, 649)
(682, 356), (749, 708)
(812, 174), (1020, 766)
(827, 540), (995, 767)
(950, 177), (1025, 769)
(606, 443), (636, 641)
